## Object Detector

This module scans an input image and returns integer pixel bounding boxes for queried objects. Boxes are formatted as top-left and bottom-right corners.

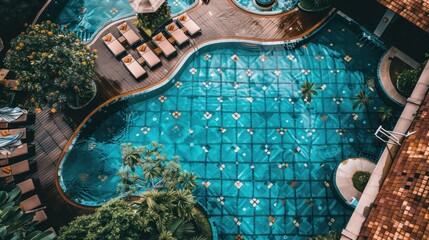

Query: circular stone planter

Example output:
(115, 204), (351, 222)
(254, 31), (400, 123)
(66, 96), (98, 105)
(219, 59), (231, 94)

(67, 81), (97, 110)
(334, 158), (376, 206)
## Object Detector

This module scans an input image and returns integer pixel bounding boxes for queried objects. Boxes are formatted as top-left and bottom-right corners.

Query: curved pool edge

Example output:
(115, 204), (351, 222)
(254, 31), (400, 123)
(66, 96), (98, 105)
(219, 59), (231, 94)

(54, 10), (337, 209)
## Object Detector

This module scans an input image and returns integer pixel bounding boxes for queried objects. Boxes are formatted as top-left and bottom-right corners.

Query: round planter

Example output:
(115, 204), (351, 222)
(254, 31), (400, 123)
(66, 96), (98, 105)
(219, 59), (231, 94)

(67, 81), (97, 110)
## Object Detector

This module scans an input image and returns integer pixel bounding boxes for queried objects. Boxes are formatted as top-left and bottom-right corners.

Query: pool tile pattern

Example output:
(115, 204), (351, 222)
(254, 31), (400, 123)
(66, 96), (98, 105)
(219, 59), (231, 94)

(59, 16), (401, 239)
(360, 93), (429, 239)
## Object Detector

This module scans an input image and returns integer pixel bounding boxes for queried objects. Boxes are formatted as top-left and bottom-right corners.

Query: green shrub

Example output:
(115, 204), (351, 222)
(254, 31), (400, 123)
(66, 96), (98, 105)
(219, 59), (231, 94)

(352, 171), (371, 192)
(299, 0), (332, 10)
(397, 68), (421, 97)
(316, 230), (341, 240)
(3, 21), (97, 111)
(134, 2), (171, 36)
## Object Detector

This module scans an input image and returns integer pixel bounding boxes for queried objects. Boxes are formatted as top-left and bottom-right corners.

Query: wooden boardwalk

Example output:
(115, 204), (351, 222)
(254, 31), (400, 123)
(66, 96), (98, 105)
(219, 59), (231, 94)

(28, 0), (333, 231)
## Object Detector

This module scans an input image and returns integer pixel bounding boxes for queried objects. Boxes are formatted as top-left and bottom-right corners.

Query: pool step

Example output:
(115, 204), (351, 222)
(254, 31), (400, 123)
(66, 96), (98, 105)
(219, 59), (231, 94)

(356, 33), (385, 53)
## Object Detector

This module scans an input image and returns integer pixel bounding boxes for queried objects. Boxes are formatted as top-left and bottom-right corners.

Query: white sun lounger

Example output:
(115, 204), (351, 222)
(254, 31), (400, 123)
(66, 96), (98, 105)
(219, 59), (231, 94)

(165, 22), (189, 46)
(20, 194), (42, 212)
(102, 33), (126, 57)
(177, 13), (201, 36)
(117, 22), (140, 46)
(136, 44), (161, 68)
(121, 54), (147, 79)
(152, 33), (176, 58)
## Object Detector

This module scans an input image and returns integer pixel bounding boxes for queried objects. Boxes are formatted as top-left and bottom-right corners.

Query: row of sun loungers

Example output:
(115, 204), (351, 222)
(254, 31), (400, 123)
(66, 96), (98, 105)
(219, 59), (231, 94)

(17, 181), (55, 235)
(102, 13), (201, 80)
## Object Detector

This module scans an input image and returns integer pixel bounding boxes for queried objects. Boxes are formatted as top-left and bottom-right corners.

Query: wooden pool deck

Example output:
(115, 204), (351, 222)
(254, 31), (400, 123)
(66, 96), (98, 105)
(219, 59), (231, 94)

(28, 0), (333, 230)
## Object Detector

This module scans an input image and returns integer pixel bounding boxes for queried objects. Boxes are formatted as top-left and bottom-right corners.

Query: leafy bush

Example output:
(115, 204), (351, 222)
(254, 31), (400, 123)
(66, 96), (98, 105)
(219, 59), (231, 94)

(352, 171), (371, 192)
(397, 68), (421, 97)
(61, 142), (212, 240)
(299, 0), (332, 11)
(134, 2), (171, 36)
(4, 21), (97, 111)
(0, 188), (55, 239)
(59, 199), (145, 240)
(316, 231), (341, 240)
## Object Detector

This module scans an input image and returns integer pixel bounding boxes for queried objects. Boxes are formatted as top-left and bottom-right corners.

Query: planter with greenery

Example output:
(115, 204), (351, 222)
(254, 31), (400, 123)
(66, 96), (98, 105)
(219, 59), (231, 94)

(0, 188), (55, 239)
(66, 80), (97, 109)
(4, 21), (97, 112)
(298, 0), (333, 12)
(352, 171), (371, 192)
(396, 68), (421, 97)
(59, 142), (213, 240)
(134, 2), (171, 37)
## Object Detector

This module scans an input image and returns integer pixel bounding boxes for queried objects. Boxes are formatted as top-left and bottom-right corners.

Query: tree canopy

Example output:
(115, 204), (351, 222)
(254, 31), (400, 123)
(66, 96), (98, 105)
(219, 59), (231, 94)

(4, 21), (97, 111)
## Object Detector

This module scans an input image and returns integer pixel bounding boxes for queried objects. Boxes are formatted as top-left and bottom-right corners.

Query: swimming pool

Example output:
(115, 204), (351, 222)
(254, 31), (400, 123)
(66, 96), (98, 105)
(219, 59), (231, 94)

(232, 0), (299, 15)
(58, 15), (400, 239)
(39, 0), (197, 42)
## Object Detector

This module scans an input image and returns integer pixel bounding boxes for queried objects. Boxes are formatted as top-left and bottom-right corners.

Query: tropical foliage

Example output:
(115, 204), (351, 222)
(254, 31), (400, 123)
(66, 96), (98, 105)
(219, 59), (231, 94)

(4, 21), (97, 111)
(352, 171), (371, 192)
(118, 142), (197, 198)
(378, 107), (393, 123)
(298, 0), (332, 11)
(134, 2), (171, 36)
(300, 81), (321, 104)
(397, 68), (421, 97)
(0, 188), (55, 239)
(60, 142), (211, 240)
(58, 199), (145, 240)
(0, 80), (12, 106)
(316, 230), (341, 240)
(351, 90), (372, 111)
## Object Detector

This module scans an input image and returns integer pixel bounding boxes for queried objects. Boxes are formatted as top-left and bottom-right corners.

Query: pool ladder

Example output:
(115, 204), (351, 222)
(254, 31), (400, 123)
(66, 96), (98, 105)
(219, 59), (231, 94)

(356, 33), (385, 53)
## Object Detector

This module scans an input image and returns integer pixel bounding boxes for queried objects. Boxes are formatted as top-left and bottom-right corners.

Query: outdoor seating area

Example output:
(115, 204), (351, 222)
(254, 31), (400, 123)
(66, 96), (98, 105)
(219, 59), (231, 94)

(0, 108), (34, 177)
(101, 16), (201, 80)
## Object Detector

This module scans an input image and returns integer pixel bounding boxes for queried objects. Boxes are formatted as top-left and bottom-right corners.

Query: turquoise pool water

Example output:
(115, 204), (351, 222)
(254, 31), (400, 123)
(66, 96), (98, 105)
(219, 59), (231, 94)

(233, 0), (299, 15)
(58, 15), (399, 239)
(39, 0), (197, 42)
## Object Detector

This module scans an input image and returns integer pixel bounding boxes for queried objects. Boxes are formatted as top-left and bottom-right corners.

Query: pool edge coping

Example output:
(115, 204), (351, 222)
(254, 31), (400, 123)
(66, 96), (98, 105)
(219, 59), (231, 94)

(341, 61), (429, 240)
(54, 8), (336, 210)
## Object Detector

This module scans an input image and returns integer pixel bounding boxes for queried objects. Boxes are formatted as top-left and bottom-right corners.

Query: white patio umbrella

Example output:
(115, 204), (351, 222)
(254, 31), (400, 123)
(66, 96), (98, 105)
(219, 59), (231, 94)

(129, 0), (165, 13)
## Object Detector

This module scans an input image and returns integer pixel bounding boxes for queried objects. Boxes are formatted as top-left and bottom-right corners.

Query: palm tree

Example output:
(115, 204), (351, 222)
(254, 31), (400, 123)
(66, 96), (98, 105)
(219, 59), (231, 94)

(351, 90), (373, 111)
(378, 107), (393, 123)
(178, 171), (197, 191)
(301, 81), (321, 104)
